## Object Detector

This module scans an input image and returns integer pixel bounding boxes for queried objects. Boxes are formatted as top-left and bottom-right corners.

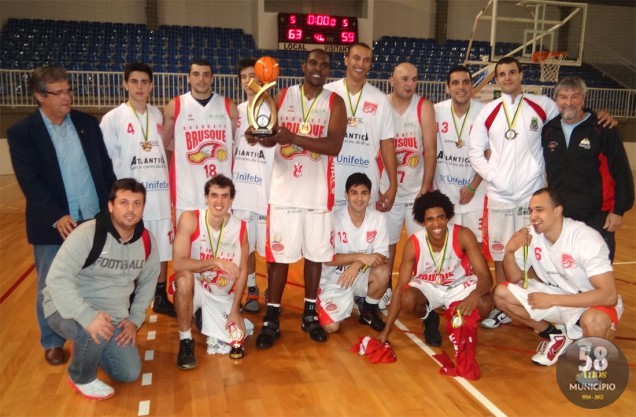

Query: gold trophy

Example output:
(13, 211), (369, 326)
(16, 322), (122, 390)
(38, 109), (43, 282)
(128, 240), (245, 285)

(228, 322), (245, 359)
(247, 56), (279, 137)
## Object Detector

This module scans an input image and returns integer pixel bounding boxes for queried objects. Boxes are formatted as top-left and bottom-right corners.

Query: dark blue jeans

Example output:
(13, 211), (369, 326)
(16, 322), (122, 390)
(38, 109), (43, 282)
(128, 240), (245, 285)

(34, 245), (66, 349)
(47, 312), (141, 384)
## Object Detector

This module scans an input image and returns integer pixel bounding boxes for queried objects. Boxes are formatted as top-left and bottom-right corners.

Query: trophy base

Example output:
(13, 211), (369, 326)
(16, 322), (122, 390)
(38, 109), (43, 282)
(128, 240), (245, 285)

(252, 128), (275, 138)
(229, 346), (245, 359)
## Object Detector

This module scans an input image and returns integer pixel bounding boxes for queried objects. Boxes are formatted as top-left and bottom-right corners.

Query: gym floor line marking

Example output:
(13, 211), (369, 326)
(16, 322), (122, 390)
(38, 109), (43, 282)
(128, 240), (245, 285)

(390, 315), (507, 417)
(0, 264), (34, 304)
(149, 315), (157, 323)
(138, 400), (150, 416)
(144, 350), (154, 361)
(141, 373), (152, 386)
(0, 181), (18, 191)
(147, 331), (156, 341)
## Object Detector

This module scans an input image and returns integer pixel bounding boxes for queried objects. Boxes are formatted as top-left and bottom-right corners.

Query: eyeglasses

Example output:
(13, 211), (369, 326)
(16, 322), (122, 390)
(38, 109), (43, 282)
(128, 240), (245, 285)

(46, 89), (74, 97)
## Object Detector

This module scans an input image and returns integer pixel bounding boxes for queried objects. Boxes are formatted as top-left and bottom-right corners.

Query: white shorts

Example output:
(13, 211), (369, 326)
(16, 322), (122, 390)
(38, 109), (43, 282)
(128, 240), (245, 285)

(408, 275), (479, 311)
(482, 197), (530, 261)
(453, 210), (483, 243)
(505, 280), (624, 340)
(317, 271), (370, 325)
(145, 218), (173, 262)
(193, 279), (239, 344)
(386, 200), (424, 244)
(266, 205), (334, 263)
(233, 210), (267, 256)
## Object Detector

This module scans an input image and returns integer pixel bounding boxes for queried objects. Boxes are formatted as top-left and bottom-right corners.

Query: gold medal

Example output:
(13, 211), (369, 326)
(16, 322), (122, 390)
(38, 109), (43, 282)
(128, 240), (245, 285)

(141, 141), (152, 152)
(456, 139), (464, 148)
(451, 309), (464, 328)
(347, 117), (358, 127)
(298, 122), (311, 135)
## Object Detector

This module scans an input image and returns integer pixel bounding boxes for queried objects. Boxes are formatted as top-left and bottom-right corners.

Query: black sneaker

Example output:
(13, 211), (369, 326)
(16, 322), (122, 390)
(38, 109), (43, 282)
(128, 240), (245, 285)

(359, 305), (386, 331)
(193, 308), (202, 332)
(301, 314), (328, 343)
(153, 294), (176, 317)
(423, 311), (441, 347)
(256, 319), (281, 350)
(177, 338), (196, 369)
(256, 306), (281, 350)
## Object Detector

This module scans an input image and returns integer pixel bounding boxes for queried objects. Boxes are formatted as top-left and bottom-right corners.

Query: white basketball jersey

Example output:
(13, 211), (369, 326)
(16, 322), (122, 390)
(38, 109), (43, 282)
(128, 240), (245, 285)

(434, 99), (485, 213)
(321, 207), (389, 286)
(270, 85), (336, 210)
(232, 101), (275, 216)
(325, 79), (395, 205)
(172, 92), (234, 211)
(410, 224), (472, 285)
(191, 210), (246, 298)
(517, 217), (613, 294)
(380, 94), (426, 203)
(100, 103), (170, 220)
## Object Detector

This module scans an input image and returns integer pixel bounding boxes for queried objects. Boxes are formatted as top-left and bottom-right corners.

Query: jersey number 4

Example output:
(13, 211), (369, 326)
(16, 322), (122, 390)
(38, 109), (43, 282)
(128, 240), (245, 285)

(127, 123), (135, 134)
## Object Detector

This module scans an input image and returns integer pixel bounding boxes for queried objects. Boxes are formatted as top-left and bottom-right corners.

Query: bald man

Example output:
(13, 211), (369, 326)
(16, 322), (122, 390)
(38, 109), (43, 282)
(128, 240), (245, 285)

(378, 62), (437, 313)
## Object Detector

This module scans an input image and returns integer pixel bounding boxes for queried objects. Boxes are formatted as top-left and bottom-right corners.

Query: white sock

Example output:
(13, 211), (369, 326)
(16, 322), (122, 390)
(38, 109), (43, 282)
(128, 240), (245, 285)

(247, 273), (256, 287)
(179, 329), (192, 340)
(365, 296), (380, 305)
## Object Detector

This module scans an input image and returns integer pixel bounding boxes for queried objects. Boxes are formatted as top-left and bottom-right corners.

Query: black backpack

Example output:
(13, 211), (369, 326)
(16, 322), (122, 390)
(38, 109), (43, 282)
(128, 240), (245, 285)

(82, 211), (151, 269)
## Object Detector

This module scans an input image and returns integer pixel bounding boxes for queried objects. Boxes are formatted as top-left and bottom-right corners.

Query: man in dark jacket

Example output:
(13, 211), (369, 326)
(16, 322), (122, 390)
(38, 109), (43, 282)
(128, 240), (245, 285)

(542, 76), (634, 260)
(7, 65), (116, 366)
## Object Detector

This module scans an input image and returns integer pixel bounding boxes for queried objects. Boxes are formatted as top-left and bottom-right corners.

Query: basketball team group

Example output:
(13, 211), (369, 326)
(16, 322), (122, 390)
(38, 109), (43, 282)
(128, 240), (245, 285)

(7, 41), (634, 400)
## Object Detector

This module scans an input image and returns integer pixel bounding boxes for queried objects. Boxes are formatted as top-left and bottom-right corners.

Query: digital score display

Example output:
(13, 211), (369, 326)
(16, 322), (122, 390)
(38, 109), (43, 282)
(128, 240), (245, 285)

(278, 12), (358, 52)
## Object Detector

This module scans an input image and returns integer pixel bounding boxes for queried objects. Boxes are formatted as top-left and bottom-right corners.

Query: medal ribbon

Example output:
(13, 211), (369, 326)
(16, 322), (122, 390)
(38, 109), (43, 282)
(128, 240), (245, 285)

(426, 228), (449, 284)
(126, 101), (149, 146)
(300, 85), (322, 125)
(502, 94), (523, 133)
(343, 79), (363, 119)
(205, 209), (226, 259)
(451, 102), (470, 144)
(523, 226), (529, 289)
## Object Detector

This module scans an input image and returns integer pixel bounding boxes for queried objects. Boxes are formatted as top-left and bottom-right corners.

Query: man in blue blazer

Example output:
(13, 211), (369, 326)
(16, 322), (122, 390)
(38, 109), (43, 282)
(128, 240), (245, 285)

(8, 66), (116, 366)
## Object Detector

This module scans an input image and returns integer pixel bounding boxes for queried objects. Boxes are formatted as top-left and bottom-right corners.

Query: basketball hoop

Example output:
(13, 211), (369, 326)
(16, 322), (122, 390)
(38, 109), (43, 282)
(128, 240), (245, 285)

(532, 51), (567, 83)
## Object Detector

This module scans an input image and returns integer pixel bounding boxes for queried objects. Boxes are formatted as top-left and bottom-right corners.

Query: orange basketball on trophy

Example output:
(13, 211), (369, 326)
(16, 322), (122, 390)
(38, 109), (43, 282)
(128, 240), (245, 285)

(254, 56), (280, 83)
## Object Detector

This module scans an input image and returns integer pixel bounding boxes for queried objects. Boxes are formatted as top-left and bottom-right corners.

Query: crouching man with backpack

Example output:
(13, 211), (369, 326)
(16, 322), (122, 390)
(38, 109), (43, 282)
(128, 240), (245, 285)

(42, 178), (159, 400)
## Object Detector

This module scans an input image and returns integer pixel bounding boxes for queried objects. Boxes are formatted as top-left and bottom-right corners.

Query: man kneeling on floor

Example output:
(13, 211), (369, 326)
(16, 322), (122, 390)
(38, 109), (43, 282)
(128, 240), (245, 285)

(379, 190), (493, 347)
(317, 173), (390, 333)
(43, 178), (159, 400)
(497, 187), (623, 366)
(172, 174), (251, 369)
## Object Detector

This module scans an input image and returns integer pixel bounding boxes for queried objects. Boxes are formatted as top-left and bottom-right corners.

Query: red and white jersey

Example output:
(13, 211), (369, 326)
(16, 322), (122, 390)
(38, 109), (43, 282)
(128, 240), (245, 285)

(270, 85), (337, 210)
(171, 92), (234, 211)
(325, 79), (395, 206)
(380, 94), (426, 203)
(410, 224), (472, 286)
(190, 210), (246, 298)
(516, 217), (614, 294)
(434, 99), (485, 214)
(468, 93), (557, 204)
(100, 103), (170, 220)
(321, 206), (389, 286)
(232, 101), (275, 216)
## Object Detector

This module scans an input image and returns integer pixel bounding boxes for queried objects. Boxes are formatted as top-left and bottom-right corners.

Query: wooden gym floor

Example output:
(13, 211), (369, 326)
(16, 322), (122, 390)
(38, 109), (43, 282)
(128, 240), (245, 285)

(0, 173), (634, 417)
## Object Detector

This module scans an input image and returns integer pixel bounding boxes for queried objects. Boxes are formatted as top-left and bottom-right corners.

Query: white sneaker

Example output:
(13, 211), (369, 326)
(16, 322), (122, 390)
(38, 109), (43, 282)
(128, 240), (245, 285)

(68, 377), (114, 400)
(531, 331), (573, 366)
(480, 308), (512, 329)
(378, 288), (392, 310)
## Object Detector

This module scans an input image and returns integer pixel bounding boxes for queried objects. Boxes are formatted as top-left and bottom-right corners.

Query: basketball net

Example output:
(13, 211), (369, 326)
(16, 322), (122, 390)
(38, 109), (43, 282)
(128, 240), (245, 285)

(532, 51), (568, 83)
